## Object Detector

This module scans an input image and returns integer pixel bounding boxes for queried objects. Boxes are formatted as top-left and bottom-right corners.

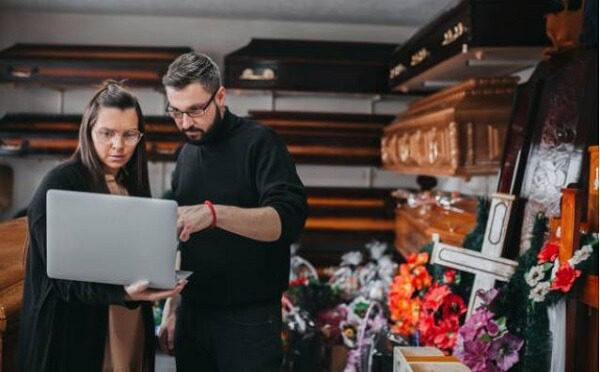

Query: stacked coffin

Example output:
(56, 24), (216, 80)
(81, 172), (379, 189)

(0, 44), (191, 87)
(382, 77), (517, 177)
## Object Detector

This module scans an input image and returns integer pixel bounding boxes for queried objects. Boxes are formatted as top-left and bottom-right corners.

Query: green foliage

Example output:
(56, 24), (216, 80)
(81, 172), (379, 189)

(492, 213), (550, 372)
(286, 279), (342, 317)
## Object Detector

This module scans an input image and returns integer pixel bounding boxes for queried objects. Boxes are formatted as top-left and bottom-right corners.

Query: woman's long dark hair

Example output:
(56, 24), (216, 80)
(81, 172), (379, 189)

(72, 80), (150, 197)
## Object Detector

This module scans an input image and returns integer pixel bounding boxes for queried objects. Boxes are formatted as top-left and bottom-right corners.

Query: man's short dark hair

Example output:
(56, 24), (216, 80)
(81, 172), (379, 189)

(162, 52), (221, 93)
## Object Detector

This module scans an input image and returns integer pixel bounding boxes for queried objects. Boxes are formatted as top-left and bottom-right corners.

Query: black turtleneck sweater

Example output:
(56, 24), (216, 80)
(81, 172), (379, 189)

(172, 109), (308, 308)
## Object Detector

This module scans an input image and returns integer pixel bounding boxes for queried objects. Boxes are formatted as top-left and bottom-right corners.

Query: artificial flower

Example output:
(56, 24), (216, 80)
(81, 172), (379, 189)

(459, 308), (494, 342)
(459, 338), (491, 372)
(525, 264), (547, 287)
(432, 317), (460, 351)
(412, 265), (432, 290)
(407, 252), (429, 270)
(488, 333), (524, 371)
(569, 244), (593, 266)
(537, 241), (559, 263)
(441, 293), (467, 320)
(454, 289), (523, 372)
(551, 263), (581, 292)
(443, 269), (457, 284)
(422, 283), (451, 312)
(529, 281), (551, 302)
(475, 288), (498, 307)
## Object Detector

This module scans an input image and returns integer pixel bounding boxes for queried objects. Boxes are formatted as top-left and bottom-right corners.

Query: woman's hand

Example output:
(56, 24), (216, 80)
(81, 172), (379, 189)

(124, 280), (186, 302)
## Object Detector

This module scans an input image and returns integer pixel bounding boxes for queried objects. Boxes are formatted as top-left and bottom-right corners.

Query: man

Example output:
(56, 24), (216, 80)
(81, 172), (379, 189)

(158, 52), (308, 371)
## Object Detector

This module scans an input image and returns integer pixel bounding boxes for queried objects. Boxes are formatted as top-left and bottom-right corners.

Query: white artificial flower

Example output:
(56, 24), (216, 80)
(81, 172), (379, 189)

(569, 244), (593, 266)
(529, 281), (551, 302)
(525, 265), (547, 287)
(365, 240), (388, 260)
(341, 251), (363, 267)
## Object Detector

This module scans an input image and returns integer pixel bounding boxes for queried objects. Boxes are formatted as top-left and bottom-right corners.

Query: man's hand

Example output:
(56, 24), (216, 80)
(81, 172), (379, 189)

(158, 296), (179, 355)
(124, 280), (186, 302)
(177, 204), (213, 242)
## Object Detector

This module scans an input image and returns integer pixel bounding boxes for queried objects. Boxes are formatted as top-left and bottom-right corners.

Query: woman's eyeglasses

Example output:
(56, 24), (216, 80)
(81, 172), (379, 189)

(165, 90), (217, 120)
(93, 128), (144, 145)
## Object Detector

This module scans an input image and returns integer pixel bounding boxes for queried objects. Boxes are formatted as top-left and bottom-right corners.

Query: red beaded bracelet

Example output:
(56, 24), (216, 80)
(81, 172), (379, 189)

(204, 200), (217, 228)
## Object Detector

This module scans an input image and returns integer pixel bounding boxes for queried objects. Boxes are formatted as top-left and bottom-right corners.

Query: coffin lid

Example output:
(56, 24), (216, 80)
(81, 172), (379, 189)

(225, 38), (397, 94)
(389, 0), (550, 93)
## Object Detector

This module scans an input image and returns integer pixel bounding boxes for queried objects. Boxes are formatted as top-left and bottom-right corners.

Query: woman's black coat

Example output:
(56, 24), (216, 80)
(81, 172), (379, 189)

(18, 159), (155, 371)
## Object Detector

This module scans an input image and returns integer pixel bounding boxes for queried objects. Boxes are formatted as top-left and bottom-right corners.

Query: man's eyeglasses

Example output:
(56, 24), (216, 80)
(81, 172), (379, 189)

(165, 90), (217, 120)
(93, 128), (144, 145)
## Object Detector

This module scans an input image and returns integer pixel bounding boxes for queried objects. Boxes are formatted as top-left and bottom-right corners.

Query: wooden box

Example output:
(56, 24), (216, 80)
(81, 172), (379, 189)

(382, 77), (517, 177)
(0, 218), (27, 372)
(0, 44), (191, 88)
(225, 39), (396, 94)
(248, 111), (394, 166)
(394, 347), (470, 372)
(389, 0), (549, 93)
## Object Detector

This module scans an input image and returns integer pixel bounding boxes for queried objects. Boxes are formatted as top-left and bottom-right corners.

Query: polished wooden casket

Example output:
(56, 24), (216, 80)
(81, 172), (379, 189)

(248, 111), (394, 166)
(0, 44), (191, 87)
(389, 0), (549, 92)
(0, 218), (27, 372)
(381, 77), (517, 177)
(0, 114), (183, 161)
(394, 194), (477, 257)
(224, 39), (396, 94)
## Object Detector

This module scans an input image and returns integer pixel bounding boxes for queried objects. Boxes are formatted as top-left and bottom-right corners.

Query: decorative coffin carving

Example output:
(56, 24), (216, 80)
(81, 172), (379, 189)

(0, 114), (183, 160)
(389, 0), (549, 92)
(248, 111), (394, 166)
(225, 39), (396, 94)
(382, 77), (517, 177)
(299, 187), (396, 266)
(0, 218), (27, 372)
(0, 44), (191, 87)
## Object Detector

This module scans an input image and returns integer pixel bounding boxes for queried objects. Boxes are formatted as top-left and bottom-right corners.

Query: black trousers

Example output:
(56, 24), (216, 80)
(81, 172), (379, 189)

(174, 298), (283, 372)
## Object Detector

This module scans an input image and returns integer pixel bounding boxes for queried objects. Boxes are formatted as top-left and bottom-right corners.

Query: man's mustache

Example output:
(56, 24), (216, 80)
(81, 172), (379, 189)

(182, 127), (205, 134)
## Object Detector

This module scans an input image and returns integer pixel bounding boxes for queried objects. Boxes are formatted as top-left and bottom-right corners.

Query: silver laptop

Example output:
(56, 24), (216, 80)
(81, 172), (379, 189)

(47, 189), (191, 289)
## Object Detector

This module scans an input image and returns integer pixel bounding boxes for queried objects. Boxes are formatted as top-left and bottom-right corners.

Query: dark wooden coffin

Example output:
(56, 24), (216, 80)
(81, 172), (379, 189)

(298, 187), (396, 267)
(0, 114), (183, 161)
(389, 0), (550, 93)
(0, 44), (192, 87)
(0, 218), (27, 372)
(225, 39), (397, 94)
(248, 111), (394, 166)
(382, 77), (517, 177)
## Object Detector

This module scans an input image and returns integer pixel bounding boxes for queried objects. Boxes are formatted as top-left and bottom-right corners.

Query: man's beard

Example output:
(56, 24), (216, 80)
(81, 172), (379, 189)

(181, 109), (225, 146)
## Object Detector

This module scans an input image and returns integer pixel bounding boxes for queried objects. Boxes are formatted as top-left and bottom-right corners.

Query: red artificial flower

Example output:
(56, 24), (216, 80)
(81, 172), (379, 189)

(418, 312), (437, 345)
(412, 265), (433, 291)
(432, 317), (460, 353)
(407, 252), (430, 270)
(538, 241), (560, 263)
(289, 277), (309, 287)
(443, 269), (457, 284)
(551, 263), (581, 292)
(422, 284), (451, 312)
(442, 293), (467, 320)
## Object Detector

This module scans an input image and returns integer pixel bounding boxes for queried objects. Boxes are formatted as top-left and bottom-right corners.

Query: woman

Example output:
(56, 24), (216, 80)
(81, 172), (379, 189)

(18, 81), (184, 372)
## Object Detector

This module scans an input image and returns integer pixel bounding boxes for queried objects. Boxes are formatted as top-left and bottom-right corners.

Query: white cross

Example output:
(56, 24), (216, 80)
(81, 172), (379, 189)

(429, 193), (519, 317)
